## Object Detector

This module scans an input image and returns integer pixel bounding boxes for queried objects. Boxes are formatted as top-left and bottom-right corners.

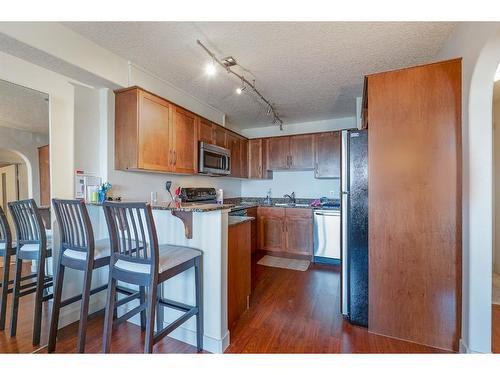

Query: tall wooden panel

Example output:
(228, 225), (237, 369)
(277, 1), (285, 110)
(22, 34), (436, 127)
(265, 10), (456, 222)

(38, 145), (50, 206)
(367, 59), (461, 351)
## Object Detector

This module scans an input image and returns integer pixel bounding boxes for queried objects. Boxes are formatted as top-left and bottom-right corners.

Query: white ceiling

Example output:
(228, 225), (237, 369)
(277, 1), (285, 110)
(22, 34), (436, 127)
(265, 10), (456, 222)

(64, 22), (456, 130)
(0, 79), (49, 134)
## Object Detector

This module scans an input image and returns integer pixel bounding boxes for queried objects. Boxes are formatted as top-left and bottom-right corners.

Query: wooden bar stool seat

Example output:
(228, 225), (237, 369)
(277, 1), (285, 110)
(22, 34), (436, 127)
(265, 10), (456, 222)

(48, 199), (146, 353)
(101, 201), (203, 354)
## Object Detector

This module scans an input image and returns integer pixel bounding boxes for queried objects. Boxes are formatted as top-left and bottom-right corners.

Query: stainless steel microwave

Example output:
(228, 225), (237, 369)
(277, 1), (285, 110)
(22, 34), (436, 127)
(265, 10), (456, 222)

(198, 142), (231, 175)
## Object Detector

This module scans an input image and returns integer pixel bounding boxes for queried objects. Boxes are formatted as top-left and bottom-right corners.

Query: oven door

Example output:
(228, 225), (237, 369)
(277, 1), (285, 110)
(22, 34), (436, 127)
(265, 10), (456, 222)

(199, 142), (231, 175)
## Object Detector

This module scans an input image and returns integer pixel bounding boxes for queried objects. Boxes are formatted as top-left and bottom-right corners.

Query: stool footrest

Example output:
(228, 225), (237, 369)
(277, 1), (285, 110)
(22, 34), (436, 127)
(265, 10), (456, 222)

(158, 297), (193, 313)
(60, 283), (108, 308)
(153, 307), (198, 344)
(114, 302), (147, 327)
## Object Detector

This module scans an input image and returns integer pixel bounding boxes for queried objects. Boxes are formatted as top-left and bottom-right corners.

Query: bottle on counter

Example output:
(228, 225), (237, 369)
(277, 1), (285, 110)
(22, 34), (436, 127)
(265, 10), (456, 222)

(265, 188), (272, 205)
(216, 189), (223, 204)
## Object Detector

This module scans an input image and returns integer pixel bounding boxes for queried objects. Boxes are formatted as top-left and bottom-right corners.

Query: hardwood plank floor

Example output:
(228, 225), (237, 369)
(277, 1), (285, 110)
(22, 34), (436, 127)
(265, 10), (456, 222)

(493, 304), (500, 353)
(1, 256), (451, 354)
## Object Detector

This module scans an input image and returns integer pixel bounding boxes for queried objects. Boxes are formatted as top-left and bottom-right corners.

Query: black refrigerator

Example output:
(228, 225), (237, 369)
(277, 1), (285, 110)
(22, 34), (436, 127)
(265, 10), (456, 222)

(341, 129), (368, 327)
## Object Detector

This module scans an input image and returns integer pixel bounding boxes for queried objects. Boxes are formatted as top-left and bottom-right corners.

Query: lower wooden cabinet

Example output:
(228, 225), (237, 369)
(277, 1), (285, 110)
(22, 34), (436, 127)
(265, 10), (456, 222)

(257, 207), (313, 256)
(257, 207), (285, 251)
(284, 208), (313, 256)
(228, 221), (251, 330)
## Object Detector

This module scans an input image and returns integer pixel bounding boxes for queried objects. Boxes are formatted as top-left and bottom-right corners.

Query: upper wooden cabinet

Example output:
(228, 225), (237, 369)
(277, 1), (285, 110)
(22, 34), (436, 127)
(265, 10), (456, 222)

(214, 126), (228, 148)
(314, 132), (341, 178)
(227, 132), (249, 178)
(115, 88), (171, 172)
(248, 138), (272, 179)
(240, 138), (249, 179)
(289, 134), (314, 169)
(115, 87), (198, 174)
(266, 134), (314, 170)
(198, 118), (215, 144)
(171, 105), (198, 174)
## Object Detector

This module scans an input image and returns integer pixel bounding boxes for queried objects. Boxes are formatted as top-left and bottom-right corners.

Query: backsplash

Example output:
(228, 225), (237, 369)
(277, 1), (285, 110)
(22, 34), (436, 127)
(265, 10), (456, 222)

(240, 170), (340, 200)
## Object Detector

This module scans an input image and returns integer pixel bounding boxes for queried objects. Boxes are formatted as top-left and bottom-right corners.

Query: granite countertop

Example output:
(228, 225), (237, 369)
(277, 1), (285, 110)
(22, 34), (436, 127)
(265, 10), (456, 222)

(228, 216), (255, 226)
(87, 201), (234, 212)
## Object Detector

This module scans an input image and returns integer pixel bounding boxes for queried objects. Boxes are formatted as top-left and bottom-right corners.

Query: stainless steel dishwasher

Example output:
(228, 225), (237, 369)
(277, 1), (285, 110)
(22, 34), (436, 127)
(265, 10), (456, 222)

(313, 209), (341, 263)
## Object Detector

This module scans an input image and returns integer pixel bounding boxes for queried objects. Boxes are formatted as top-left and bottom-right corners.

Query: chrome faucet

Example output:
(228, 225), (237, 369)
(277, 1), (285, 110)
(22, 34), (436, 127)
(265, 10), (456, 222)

(283, 192), (296, 204)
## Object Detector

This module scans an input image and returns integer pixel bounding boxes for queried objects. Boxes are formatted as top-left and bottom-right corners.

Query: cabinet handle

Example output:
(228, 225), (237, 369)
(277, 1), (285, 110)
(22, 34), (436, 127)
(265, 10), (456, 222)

(169, 150), (173, 165)
(315, 162), (318, 177)
(174, 150), (177, 165)
(290, 155), (293, 167)
(258, 165), (262, 177)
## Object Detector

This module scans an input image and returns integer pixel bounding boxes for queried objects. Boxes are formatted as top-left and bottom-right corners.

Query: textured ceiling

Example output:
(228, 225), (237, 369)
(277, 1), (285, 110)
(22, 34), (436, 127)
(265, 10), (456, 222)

(63, 22), (456, 130)
(0, 79), (49, 134)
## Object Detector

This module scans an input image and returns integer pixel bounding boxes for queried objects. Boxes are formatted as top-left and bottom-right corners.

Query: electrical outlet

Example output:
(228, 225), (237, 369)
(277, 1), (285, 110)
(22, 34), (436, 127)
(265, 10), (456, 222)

(329, 190), (335, 197)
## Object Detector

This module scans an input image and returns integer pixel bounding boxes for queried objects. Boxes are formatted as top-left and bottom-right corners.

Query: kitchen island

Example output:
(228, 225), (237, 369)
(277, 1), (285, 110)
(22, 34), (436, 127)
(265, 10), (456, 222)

(57, 202), (232, 353)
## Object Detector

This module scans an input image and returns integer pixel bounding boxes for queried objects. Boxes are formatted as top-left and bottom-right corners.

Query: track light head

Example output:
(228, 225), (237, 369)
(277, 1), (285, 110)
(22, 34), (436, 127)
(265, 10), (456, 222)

(205, 61), (216, 76)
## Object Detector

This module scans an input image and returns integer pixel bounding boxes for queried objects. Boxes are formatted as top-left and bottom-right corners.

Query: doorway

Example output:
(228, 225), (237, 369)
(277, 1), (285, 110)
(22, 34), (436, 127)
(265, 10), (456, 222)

(492, 74), (500, 353)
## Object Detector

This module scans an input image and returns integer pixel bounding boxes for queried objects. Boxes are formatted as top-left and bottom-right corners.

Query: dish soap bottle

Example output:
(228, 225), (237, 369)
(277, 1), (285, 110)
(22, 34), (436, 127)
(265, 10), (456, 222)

(265, 189), (272, 205)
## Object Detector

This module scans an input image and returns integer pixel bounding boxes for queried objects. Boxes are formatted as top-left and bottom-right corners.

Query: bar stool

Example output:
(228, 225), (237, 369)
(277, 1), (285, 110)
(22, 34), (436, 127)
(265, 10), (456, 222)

(0, 206), (15, 330)
(101, 201), (203, 353)
(8, 199), (53, 345)
(48, 199), (146, 353)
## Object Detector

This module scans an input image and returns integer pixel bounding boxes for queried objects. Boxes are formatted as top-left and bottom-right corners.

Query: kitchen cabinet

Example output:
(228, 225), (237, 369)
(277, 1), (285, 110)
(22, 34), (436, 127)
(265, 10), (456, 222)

(228, 220), (251, 330)
(257, 207), (313, 257)
(170, 105), (198, 174)
(198, 118), (215, 144)
(284, 208), (313, 256)
(115, 88), (172, 172)
(266, 134), (314, 170)
(367, 58), (461, 351)
(257, 207), (285, 251)
(115, 87), (198, 174)
(314, 132), (341, 178)
(214, 126), (227, 148)
(240, 138), (249, 179)
(267, 136), (290, 170)
(248, 138), (272, 179)
(38, 145), (50, 206)
(289, 134), (314, 169)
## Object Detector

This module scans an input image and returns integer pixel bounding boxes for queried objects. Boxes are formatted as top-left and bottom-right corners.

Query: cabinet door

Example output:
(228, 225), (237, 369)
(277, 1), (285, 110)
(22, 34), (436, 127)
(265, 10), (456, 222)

(267, 136), (289, 170)
(285, 208), (313, 255)
(240, 138), (249, 178)
(227, 133), (241, 177)
(289, 134), (314, 169)
(214, 126), (227, 148)
(314, 132), (341, 178)
(138, 91), (171, 171)
(171, 106), (198, 174)
(198, 118), (214, 144)
(248, 139), (263, 178)
(257, 207), (285, 251)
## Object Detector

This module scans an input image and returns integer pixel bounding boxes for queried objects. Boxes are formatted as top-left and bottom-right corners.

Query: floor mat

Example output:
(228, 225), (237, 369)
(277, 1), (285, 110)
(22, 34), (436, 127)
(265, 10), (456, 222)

(257, 255), (310, 271)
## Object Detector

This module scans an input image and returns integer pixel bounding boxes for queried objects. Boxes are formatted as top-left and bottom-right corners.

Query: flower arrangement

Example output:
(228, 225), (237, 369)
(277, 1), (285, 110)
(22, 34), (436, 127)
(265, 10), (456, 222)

(98, 182), (112, 203)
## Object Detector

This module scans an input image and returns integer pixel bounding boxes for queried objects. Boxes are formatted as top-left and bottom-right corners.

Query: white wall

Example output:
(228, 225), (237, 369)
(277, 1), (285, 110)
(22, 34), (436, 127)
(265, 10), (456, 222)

(242, 170), (339, 199)
(240, 117), (356, 139)
(494, 91), (500, 275)
(436, 22), (500, 353)
(0, 125), (49, 204)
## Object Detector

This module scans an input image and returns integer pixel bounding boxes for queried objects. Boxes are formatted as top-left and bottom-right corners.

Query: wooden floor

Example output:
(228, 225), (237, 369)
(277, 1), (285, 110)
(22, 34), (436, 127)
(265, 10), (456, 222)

(1, 256), (455, 354)
(493, 304), (500, 353)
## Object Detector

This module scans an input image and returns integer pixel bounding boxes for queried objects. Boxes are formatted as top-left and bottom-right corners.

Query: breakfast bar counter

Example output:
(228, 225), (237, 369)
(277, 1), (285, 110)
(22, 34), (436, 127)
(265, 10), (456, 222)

(55, 203), (232, 353)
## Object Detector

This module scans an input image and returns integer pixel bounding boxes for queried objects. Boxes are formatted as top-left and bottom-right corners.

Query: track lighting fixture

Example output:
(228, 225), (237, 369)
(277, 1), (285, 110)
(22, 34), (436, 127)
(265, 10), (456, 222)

(197, 39), (284, 130)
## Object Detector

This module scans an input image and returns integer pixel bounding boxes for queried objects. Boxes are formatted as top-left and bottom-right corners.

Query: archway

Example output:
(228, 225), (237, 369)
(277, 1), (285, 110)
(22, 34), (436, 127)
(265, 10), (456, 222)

(467, 29), (500, 353)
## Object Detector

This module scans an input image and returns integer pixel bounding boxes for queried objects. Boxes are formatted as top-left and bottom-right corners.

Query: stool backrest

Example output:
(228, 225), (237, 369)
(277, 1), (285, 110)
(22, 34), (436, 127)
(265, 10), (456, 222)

(8, 199), (46, 247)
(102, 202), (159, 273)
(52, 199), (94, 257)
(0, 206), (12, 249)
